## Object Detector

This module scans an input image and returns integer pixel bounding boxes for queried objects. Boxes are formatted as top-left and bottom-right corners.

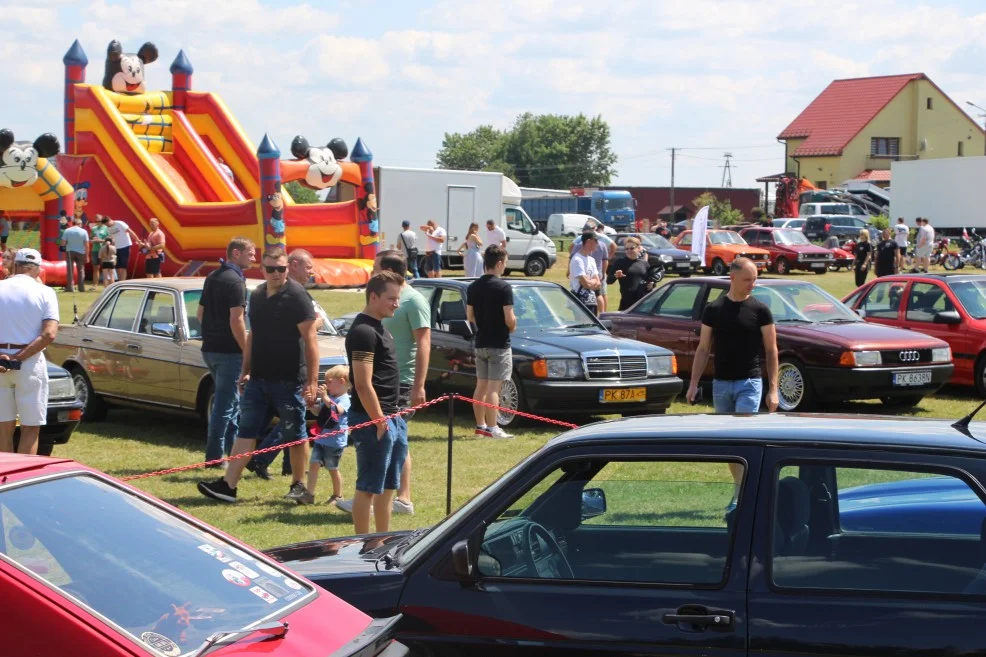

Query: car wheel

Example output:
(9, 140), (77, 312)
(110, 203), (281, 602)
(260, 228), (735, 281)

(975, 354), (986, 398)
(880, 395), (924, 409)
(496, 376), (528, 427)
(711, 258), (727, 276)
(775, 257), (791, 275)
(198, 379), (214, 426)
(814, 267), (826, 275)
(71, 367), (107, 422)
(777, 358), (813, 411)
(524, 256), (547, 277)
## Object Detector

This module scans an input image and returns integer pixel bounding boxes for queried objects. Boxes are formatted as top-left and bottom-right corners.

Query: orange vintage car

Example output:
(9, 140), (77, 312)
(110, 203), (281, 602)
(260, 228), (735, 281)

(672, 229), (771, 275)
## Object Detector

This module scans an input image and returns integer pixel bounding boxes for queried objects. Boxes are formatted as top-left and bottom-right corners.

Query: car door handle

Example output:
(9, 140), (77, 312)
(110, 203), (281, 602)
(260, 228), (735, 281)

(126, 343), (141, 351)
(692, 327), (701, 335)
(663, 606), (734, 631)
(81, 338), (93, 343)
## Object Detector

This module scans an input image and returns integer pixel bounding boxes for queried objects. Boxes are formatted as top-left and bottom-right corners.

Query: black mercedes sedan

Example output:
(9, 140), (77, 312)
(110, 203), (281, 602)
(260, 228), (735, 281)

(268, 412), (986, 656)
(408, 278), (682, 426)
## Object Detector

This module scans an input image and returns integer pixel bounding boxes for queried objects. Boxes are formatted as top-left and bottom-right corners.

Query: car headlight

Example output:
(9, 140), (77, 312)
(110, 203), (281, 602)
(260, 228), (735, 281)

(660, 254), (673, 263)
(532, 358), (583, 379)
(841, 350), (882, 366)
(689, 253), (701, 261)
(647, 355), (676, 377)
(932, 347), (951, 363)
(48, 377), (76, 401)
(797, 253), (805, 261)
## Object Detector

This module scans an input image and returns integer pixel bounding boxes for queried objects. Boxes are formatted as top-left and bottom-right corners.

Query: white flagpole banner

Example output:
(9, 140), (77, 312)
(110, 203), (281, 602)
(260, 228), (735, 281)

(691, 205), (709, 267)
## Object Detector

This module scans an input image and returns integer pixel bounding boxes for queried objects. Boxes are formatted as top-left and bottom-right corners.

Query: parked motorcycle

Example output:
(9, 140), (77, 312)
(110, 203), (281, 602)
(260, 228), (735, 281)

(944, 235), (986, 270)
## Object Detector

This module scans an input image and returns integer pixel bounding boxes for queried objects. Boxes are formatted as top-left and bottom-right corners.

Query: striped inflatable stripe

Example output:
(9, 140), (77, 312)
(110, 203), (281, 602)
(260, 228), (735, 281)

(105, 90), (173, 114)
(122, 113), (173, 137)
(135, 134), (173, 153)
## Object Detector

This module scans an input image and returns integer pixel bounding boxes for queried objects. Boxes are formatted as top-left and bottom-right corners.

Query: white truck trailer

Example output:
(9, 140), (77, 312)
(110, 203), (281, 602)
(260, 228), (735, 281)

(891, 157), (986, 231)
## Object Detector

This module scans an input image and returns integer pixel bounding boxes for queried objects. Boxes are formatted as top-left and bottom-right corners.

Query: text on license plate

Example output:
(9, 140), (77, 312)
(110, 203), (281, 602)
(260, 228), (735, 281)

(600, 388), (647, 403)
(893, 370), (932, 386)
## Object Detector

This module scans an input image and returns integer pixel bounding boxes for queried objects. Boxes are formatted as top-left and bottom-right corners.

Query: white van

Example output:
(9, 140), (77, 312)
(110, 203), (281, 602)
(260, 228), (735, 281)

(799, 202), (870, 219)
(547, 213), (593, 237)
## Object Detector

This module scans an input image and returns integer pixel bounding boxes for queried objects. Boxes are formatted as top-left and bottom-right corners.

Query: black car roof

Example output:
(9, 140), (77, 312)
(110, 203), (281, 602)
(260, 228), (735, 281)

(661, 276), (813, 287)
(551, 413), (986, 454)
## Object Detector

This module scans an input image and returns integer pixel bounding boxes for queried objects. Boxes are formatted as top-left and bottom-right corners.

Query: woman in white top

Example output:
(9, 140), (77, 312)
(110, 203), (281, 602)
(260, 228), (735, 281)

(458, 223), (484, 277)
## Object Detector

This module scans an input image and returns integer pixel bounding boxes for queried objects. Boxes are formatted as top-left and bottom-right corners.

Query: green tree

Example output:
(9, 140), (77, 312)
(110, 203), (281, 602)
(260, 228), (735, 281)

(871, 214), (889, 230)
(284, 180), (319, 204)
(436, 113), (617, 188)
(692, 192), (745, 226)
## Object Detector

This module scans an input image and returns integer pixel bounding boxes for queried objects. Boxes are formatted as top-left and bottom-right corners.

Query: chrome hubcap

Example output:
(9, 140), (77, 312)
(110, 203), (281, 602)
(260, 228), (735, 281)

(778, 363), (805, 411)
(72, 374), (89, 411)
(497, 380), (519, 426)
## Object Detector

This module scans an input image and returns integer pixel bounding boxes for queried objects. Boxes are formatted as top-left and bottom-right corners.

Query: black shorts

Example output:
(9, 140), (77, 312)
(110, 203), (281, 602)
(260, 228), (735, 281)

(101, 262), (115, 268)
(145, 255), (162, 275)
(898, 245), (907, 254)
(116, 245), (130, 268)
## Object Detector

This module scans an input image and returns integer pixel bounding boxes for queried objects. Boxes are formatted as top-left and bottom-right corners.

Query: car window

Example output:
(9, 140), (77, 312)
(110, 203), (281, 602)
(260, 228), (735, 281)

(678, 233), (692, 247)
(950, 280), (986, 319)
(771, 464), (986, 596)
(138, 291), (177, 335)
(758, 233), (773, 246)
(906, 282), (954, 322)
(89, 291), (118, 328)
(630, 288), (664, 315)
(706, 286), (727, 306)
(184, 290), (202, 338)
(435, 288), (466, 330)
(859, 281), (907, 319)
(650, 284), (701, 318)
(477, 459), (743, 585)
(106, 289), (145, 332)
(506, 208), (534, 234)
(0, 474), (313, 654)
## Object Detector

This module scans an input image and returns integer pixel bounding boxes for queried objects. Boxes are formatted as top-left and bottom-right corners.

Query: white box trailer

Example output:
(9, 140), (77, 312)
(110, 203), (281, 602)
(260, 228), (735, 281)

(891, 157), (986, 230)
(375, 166), (557, 276)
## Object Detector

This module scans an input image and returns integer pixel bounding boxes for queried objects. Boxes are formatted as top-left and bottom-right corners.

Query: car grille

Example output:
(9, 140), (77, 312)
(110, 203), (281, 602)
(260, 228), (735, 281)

(743, 253), (769, 261)
(802, 252), (829, 260)
(880, 349), (933, 365)
(583, 352), (648, 380)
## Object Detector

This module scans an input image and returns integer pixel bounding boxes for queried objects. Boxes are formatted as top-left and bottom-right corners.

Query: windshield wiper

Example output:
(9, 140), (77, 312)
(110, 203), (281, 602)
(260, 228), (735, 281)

(191, 621), (288, 657)
(821, 318), (859, 323)
(562, 322), (599, 329)
(774, 318), (811, 323)
(376, 528), (431, 570)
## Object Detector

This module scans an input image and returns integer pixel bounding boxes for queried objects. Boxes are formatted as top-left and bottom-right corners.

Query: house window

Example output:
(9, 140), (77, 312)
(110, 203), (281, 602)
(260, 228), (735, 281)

(958, 141), (964, 156)
(927, 97), (933, 109)
(870, 138), (900, 157)
(815, 181), (828, 190)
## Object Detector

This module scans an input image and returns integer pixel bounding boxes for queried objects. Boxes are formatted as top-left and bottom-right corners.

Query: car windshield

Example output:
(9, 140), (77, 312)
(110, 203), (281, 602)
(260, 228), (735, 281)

(512, 285), (600, 331)
(825, 204), (853, 215)
(773, 230), (811, 246)
(0, 474), (312, 653)
(605, 197), (633, 210)
(751, 283), (860, 323)
(184, 289), (338, 338)
(950, 280), (986, 319)
(709, 231), (745, 245)
(636, 234), (675, 250)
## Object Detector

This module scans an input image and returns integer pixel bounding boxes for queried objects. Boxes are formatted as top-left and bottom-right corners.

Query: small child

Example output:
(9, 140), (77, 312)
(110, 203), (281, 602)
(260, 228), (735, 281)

(98, 237), (117, 286)
(299, 365), (351, 506)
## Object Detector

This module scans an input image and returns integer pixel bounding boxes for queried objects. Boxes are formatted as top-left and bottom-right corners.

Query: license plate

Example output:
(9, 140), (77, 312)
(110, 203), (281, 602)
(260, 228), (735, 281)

(675, 263), (690, 269)
(893, 370), (932, 386)
(600, 388), (646, 403)
(811, 264), (825, 269)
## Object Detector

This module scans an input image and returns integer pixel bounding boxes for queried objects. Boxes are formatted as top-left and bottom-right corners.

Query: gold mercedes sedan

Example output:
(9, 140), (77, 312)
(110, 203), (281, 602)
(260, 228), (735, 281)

(47, 278), (347, 422)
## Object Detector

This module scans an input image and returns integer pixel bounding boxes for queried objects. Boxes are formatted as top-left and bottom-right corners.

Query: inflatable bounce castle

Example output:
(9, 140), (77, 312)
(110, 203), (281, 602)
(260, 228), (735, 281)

(0, 39), (378, 286)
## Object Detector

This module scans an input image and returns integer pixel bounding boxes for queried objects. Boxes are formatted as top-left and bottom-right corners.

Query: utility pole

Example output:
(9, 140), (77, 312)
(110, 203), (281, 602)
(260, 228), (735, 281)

(721, 152), (733, 188)
(669, 148), (676, 225)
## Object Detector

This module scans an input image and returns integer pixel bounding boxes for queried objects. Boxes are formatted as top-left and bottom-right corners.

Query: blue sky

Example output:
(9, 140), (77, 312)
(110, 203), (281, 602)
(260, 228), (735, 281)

(4, 0), (986, 189)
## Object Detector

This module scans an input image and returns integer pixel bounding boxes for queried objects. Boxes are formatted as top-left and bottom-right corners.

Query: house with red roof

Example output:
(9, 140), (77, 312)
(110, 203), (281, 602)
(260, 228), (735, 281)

(778, 74), (983, 189)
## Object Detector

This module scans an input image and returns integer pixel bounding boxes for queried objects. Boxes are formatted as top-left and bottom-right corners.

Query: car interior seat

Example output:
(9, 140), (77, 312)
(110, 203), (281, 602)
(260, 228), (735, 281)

(774, 476), (811, 557)
(437, 300), (466, 330)
(963, 518), (986, 594)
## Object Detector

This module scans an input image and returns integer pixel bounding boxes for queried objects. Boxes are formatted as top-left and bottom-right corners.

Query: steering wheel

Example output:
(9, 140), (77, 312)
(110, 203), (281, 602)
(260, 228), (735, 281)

(523, 522), (574, 579)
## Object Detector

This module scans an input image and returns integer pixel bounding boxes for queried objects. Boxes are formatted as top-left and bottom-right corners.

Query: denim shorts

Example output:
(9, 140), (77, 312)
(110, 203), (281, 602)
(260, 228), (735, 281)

(237, 378), (307, 443)
(475, 347), (512, 381)
(310, 443), (344, 470)
(426, 251), (441, 272)
(350, 411), (408, 495)
(712, 378), (763, 414)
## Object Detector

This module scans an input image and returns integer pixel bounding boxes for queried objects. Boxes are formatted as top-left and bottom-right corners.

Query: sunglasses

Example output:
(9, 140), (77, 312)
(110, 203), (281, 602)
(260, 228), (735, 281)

(264, 265), (287, 273)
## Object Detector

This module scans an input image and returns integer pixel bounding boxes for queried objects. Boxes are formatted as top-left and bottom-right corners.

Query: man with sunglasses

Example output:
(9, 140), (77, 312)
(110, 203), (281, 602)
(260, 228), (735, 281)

(198, 248), (318, 503)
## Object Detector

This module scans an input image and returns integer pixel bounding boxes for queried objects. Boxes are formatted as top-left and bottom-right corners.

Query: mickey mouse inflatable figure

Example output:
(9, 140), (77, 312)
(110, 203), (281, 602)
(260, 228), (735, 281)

(0, 129), (60, 189)
(289, 136), (348, 190)
(103, 40), (159, 94)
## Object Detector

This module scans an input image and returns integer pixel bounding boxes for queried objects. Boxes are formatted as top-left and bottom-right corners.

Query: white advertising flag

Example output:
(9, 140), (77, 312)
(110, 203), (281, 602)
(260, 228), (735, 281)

(691, 206), (709, 267)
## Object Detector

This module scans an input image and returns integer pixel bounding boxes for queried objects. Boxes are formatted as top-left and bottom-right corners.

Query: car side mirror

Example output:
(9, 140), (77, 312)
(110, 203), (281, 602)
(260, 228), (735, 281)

(581, 488), (607, 520)
(451, 539), (475, 584)
(151, 322), (177, 339)
(599, 318), (613, 330)
(934, 309), (962, 325)
(448, 319), (474, 340)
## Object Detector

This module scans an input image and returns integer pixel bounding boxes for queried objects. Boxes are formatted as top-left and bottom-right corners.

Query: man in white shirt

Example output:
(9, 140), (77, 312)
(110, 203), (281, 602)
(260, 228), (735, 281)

(914, 217), (933, 273)
(0, 249), (59, 454)
(893, 217), (909, 272)
(420, 220), (446, 278)
(105, 216), (142, 281)
(570, 231), (602, 315)
(484, 219), (507, 251)
(397, 220), (420, 278)
(568, 221), (615, 312)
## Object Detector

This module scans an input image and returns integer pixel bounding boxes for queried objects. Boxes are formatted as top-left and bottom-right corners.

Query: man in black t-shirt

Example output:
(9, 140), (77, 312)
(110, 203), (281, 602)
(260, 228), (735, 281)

(466, 246), (517, 440)
(875, 228), (898, 277)
(197, 237), (254, 463)
(345, 270), (406, 534)
(686, 257), (779, 414)
(198, 248), (318, 503)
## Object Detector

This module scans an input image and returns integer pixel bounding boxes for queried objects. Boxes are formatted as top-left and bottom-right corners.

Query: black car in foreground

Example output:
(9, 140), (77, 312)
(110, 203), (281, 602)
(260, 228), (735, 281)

(269, 412), (986, 656)
(406, 278), (682, 425)
(13, 362), (82, 456)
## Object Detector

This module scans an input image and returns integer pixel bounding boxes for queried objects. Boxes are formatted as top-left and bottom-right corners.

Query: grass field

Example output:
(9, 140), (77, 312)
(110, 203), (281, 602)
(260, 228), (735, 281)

(44, 251), (984, 550)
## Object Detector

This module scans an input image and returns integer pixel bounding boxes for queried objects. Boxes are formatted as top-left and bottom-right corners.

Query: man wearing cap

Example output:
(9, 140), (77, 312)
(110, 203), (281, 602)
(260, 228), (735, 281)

(568, 220), (615, 313)
(0, 249), (59, 454)
(397, 220), (419, 278)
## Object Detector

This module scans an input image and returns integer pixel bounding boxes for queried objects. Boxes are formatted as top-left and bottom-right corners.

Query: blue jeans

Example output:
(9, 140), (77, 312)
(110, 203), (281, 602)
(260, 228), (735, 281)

(350, 411), (408, 495)
(252, 405), (289, 469)
(237, 378), (307, 445)
(408, 257), (420, 279)
(202, 351), (242, 461)
(712, 378), (763, 414)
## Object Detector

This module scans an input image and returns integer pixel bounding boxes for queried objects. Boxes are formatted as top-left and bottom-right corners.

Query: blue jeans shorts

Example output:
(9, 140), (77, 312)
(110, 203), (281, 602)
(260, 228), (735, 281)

(310, 443), (344, 470)
(712, 378), (763, 414)
(426, 251), (441, 273)
(238, 378), (307, 443)
(350, 411), (408, 495)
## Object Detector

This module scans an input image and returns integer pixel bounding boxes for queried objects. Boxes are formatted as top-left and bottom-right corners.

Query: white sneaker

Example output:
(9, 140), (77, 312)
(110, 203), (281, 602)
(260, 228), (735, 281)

(489, 426), (514, 439)
(393, 498), (415, 515)
(335, 498), (372, 515)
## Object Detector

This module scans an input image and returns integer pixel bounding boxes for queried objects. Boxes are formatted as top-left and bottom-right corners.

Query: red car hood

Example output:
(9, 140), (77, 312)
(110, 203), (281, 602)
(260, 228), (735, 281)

(779, 321), (948, 351)
(779, 244), (831, 254)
